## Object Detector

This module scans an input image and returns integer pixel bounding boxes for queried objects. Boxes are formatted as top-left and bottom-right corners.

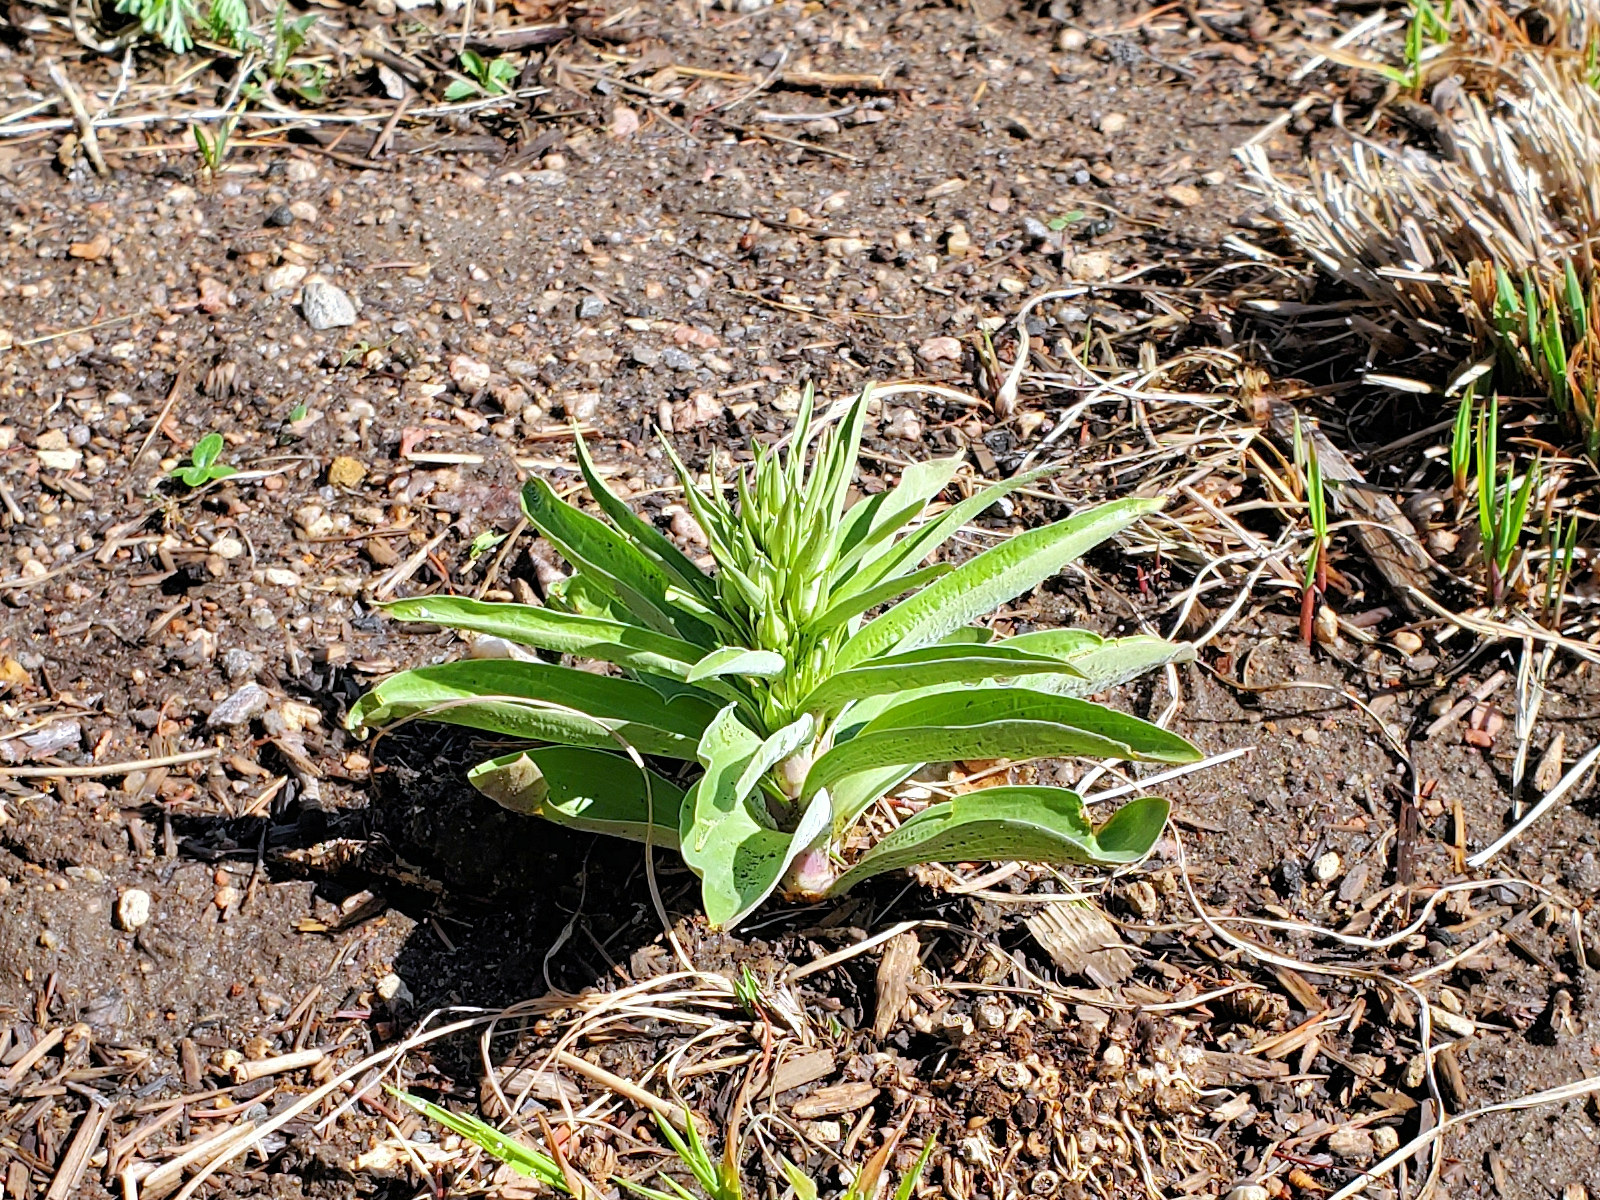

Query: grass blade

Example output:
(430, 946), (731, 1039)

(392, 1091), (569, 1191)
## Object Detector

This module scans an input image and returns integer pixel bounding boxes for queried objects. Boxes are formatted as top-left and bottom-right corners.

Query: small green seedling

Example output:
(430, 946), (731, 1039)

(1046, 211), (1086, 231)
(192, 122), (227, 173)
(1485, 261), (1600, 460)
(266, 3), (317, 78)
(170, 432), (237, 487)
(393, 1092), (571, 1191)
(1542, 511), (1579, 626)
(1293, 417), (1329, 645)
(468, 529), (508, 565)
(446, 49), (518, 100)
(1450, 386), (1474, 505)
(1475, 395), (1541, 603)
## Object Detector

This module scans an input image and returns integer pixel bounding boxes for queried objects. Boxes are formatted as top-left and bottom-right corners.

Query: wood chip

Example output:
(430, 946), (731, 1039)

(770, 1049), (836, 1095)
(1435, 1043), (1469, 1111)
(1271, 965), (1326, 1013)
(1025, 903), (1134, 987)
(1196, 1052), (1290, 1086)
(1534, 733), (1567, 793)
(873, 930), (919, 1038)
(790, 1082), (880, 1119)
(45, 1102), (110, 1200)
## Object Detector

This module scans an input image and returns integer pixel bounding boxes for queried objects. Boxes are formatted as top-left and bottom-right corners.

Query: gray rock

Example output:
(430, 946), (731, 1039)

(208, 683), (270, 728)
(577, 296), (607, 319)
(1328, 1126), (1374, 1164)
(661, 347), (697, 371)
(301, 280), (357, 330)
(264, 204), (295, 228)
(630, 345), (660, 367)
(0, 718), (81, 764)
(222, 647), (261, 681)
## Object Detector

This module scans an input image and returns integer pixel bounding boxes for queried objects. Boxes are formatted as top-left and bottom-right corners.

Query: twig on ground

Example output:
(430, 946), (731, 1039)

(1466, 743), (1600, 868)
(44, 59), (108, 175)
(0, 747), (221, 779)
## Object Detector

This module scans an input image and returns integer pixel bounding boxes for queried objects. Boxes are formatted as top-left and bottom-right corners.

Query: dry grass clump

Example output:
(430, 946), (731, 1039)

(1240, 1), (1600, 451)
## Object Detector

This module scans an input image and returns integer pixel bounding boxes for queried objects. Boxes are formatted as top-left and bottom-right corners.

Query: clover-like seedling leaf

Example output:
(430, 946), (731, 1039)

(170, 432), (238, 488)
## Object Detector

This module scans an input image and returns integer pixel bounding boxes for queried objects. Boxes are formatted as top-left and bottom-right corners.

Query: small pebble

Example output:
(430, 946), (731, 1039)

(116, 888), (152, 931)
(1313, 604), (1339, 645)
(376, 972), (413, 1004)
(263, 263), (307, 292)
(1391, 629), (1424, 655)
(1311, 851), (1342, 883)
(1225, 1187), (1269, 1200)
(974, 1001), (1006, 1031)
(263, 204), (295, 228)
(1328, 1126), (1373, 1164)
(577, 295), (607, 319)
(214, 885), (240, 909)
(221, 648), (260, 681)
(328, 456), (367, 488)
(301, 280), (357, 330)
(1371, 1126), (1400, 1157)
(448, 354), (491, 392)
(209, 683), (270, 729)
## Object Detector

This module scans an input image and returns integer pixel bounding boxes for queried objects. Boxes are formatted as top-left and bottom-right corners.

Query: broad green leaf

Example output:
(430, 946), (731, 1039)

(835, 466), (1055, 599)
(681, 705), (763, 856)
(838, 496), (1162, 669)
(826, 788), (1170, 895)
(381, 596), (703, 679)
(996, 629), (1104, 657)
(523, 477), (717, 645)
(546, 573), (622, 621)
(680, 707), (816, 929)
(1006, 633), (1196, 698)
(804, 689), (1198, 799)
(686, 646), (786, 683)
(939, 625), (996, 646)
(830, 455), (964, 580)
(632, 672), (729, 708)
(735, 714), (815, 798)
(346, 660), (714, 759)
(468, 746), (684, 847)
(1091, 794), (1173, 857)
(573, 433), (716, 604)
(798, 644), (1085, 716)
(810, 562), (955, 636)
(393, 1092), (567, 1190)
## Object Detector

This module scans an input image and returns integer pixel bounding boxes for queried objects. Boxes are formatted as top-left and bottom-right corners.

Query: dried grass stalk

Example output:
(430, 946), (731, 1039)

(1240, 1), (1600, 445)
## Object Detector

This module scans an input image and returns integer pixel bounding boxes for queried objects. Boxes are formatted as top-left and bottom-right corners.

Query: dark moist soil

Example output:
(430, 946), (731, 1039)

(0, 0), (1597, 1196)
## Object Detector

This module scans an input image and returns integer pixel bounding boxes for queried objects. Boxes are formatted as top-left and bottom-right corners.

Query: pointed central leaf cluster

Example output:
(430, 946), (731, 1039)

(348, 383), (1201, 930)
